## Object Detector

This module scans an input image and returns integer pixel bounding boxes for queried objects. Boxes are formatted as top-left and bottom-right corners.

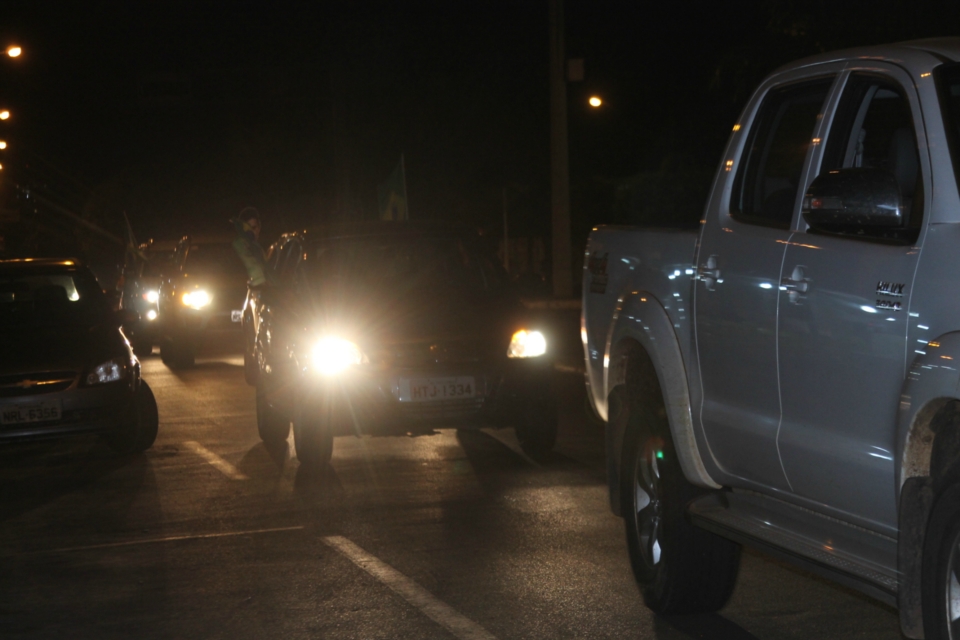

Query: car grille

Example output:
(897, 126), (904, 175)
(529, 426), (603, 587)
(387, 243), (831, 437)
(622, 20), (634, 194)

(374, 339), (494, 367)
(0, 371), (77, 398)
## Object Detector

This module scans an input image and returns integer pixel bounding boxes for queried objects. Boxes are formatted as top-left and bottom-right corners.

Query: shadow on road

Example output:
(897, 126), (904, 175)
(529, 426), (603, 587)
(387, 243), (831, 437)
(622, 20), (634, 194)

(655, 613), (760, 640)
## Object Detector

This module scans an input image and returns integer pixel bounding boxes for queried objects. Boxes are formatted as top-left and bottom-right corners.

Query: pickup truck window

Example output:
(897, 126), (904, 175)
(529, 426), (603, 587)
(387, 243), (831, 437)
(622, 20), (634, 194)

(818, 74), (922, 241)
(732, 78), (834, 229)
(938, 63), (960, 202)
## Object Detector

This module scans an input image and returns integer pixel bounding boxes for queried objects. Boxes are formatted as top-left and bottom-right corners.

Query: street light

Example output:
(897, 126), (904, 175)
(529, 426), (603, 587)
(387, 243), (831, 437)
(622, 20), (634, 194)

(6, 46), (21, 58)
(0, 141), (6, 149)
(588, 96), (602, 108)
(0, 111), (9, 120)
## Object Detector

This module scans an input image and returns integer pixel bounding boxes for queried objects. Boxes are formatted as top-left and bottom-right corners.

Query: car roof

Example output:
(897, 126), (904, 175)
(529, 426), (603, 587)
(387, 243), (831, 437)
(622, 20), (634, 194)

(0, 258), (85, 274)
(292, 220), (482, 244)
(772, 37), (960, 77)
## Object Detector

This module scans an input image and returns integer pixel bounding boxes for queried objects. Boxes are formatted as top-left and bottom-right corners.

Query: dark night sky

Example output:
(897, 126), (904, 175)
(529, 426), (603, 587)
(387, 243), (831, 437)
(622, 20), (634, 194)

(0, 1), (957, 251)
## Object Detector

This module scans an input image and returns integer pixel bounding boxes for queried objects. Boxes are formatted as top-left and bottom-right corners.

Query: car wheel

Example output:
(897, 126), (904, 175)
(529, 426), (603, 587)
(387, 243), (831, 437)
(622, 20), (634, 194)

(922, 472), (960, 639)
(256, 381), (290, 443)
(618, 364), (740, 614)
(515, 395), (558, 458)
(105, 380), (159, 454)
(293, 402), (333, 469)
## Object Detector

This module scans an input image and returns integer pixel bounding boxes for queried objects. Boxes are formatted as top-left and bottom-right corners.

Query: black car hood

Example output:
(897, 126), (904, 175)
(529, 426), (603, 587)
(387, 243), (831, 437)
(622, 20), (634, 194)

(0, 323), (127, 375)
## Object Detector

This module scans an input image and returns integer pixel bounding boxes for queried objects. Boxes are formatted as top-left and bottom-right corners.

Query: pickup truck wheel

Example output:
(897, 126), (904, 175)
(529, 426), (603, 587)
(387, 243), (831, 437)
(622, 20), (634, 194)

(619, 381), (740, 614)
(256, 382), (290, 443)
(921, 475), (960, 639)
(515, 396), (558, 458)
(293, 405), (333, 469)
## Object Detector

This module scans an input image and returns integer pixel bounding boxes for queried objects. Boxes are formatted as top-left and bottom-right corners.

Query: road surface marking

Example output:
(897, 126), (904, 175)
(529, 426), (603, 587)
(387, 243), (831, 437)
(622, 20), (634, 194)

(323, 536), (498, 640)
(184, 440), (249, 480)
(22, 526), (305, 555)
(480, 429), (542, 468)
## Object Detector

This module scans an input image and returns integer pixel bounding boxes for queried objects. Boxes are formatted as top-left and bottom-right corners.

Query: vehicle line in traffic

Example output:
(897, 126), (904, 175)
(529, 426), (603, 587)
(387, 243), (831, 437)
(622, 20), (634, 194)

(18, 526), (305, 555)
(183, 440), (249, 480)
(322, 535), (498, 640)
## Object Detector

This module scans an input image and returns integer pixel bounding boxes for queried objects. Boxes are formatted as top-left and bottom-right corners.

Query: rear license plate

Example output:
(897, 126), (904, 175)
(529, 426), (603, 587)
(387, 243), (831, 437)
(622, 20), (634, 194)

(0, 399), (62, 425)
(399, 377), (476, 402)
(231, 310), (242, 322)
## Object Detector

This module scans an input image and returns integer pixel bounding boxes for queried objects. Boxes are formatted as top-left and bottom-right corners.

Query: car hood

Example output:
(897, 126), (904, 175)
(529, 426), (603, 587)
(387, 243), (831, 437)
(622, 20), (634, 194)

(0, 323), (128, 375)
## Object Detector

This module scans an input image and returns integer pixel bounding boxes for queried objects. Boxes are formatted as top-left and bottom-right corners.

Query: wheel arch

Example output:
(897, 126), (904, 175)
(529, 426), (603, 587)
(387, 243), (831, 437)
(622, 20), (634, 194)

(604, 292), (720, 519)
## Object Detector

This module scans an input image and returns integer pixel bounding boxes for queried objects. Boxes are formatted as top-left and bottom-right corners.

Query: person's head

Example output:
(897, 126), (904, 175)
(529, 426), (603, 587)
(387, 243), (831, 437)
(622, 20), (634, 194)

(239, 207), (261, 240)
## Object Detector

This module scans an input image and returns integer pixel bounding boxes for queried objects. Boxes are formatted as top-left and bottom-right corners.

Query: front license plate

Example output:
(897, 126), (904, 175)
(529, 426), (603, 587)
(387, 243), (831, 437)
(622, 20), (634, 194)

(231, 310), (242, 322)
(399, 377), (476, 402)
(0, 399), (62, 425)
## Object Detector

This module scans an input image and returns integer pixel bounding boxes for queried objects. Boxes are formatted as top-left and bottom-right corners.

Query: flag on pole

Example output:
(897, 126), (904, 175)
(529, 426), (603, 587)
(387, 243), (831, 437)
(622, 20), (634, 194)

(377, 155), (409, 221)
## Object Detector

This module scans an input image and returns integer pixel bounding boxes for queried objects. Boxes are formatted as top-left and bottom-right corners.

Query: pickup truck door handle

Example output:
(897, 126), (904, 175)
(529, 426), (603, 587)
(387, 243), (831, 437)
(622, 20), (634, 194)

(697, 255), (721, 291)
(781, 266), (810, 303)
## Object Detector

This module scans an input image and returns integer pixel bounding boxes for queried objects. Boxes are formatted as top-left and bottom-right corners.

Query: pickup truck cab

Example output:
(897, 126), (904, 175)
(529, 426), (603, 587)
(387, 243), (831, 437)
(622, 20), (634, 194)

(582, 38), (960, 638)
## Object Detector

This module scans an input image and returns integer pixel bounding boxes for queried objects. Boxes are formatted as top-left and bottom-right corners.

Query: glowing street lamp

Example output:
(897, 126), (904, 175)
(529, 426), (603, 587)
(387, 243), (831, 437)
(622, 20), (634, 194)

(0, 141), (6, 149)
(588, 96), (602, 108)
(6, 46), (21, 58)
(0, 111), (9, 120)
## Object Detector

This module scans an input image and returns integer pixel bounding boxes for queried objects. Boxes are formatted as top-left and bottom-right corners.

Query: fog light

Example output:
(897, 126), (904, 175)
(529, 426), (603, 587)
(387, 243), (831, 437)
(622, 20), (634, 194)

(507, 330), (547, 358)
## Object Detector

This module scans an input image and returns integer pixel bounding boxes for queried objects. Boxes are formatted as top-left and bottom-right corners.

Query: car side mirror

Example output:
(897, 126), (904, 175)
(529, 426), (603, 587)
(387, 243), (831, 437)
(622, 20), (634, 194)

(802, 167), (903, 231)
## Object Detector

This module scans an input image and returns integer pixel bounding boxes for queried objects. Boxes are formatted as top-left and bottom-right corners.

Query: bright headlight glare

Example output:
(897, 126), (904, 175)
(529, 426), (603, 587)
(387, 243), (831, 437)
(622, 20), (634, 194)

(87, 359), (125, 385)
(311, 337), (363, 375)
(143, 289), (159, 304)
(182, 290), (211, 309)
(146, 309), (158, 321)
(507, 329), (547, 358)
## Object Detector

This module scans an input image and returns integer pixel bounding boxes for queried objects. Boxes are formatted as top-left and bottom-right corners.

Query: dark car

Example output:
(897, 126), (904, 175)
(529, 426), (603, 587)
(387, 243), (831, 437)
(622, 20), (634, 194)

(119, 240), (177, 357)
(245, 222), (558, 469)
(158, 235), (250, 368)
(0, 258), (158, 453)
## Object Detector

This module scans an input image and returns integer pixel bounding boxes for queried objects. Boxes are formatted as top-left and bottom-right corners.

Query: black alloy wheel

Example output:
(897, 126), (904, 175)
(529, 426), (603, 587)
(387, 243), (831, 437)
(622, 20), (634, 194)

(922, 473), (960, 639)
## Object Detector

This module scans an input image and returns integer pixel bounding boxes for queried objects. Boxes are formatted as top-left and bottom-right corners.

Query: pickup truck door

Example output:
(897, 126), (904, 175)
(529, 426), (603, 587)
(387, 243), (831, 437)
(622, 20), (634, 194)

(775, 67), (926, 531)
(695, 76), (836, 491)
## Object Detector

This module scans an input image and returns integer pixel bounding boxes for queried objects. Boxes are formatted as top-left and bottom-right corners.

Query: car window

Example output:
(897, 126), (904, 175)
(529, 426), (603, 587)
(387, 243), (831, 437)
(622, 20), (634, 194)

(937, 63), (960, 209)
(817, 73), (921, 240)
(0, 270), (107, 327)
(732, 78), (835, 228)
(184, 243), (249, 278)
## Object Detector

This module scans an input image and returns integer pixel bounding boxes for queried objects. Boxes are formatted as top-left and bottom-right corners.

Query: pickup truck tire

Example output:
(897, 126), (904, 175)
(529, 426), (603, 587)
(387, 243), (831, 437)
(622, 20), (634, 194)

(515, 395), (558, 458)
(293, 404), (334, 469)
(921, 471), (960, 639)
(619, 362), (740, 614)
(256, 381), (290, 443)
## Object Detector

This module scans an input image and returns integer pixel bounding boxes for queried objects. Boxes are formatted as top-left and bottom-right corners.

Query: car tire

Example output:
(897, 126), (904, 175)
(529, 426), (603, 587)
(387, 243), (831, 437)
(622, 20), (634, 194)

(105, 380), (159, 454)
(293, 403), (333, 469)
(618, 361), (740, 614)
(256, 381), (290, 443)
(515, 395), (558, 458)
(921, 470), (960, 639)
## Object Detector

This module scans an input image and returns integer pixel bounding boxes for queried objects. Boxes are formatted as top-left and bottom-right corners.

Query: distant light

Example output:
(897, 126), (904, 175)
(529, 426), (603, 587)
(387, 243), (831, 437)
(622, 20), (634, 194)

(0, 141), (6, 149)
(6, 46), (21, 58)
(146, 309), (158, 321)
(0, 111), (9, 120)
(588, 96), (602, 108)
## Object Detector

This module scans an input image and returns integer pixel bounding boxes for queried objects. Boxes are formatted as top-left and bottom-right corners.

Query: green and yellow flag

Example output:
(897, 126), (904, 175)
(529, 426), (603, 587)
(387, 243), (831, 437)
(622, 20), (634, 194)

(378, 155), (408, 221)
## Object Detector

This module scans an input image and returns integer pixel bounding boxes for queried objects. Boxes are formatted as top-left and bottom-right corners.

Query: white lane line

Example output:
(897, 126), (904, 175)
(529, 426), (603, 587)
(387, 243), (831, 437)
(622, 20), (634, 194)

(184, 440), (249, 480)
(323, 536), (498, 640)
(23, 526), (305, 555)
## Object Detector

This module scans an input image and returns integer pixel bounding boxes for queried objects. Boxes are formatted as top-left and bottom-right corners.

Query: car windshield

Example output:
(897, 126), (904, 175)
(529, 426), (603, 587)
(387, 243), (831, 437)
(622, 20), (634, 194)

(304, 234), (506, 298)
(184, 243), (248, 278)
(0, 269), (108, 328)
(141, 250), (176, 278)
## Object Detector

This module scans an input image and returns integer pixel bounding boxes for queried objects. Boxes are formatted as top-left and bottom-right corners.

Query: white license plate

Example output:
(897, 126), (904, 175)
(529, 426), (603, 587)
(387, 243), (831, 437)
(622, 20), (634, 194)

(0, 399), (62, 425)
(399, 377), (476, 402)
(231, 310), (242, 322)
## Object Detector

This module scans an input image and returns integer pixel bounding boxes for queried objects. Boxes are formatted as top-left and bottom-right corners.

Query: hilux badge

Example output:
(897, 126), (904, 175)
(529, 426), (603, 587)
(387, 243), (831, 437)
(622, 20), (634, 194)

(876, 281), (905, 297)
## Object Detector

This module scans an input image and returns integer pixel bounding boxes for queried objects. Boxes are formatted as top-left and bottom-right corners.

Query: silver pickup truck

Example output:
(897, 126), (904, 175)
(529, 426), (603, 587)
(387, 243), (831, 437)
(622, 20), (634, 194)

(582, 38), (960, 639)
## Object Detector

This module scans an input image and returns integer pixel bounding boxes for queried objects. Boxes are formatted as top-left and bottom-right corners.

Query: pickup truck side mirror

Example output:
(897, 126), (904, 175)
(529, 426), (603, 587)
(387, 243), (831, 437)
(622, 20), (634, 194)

(802, 167), (903, 231)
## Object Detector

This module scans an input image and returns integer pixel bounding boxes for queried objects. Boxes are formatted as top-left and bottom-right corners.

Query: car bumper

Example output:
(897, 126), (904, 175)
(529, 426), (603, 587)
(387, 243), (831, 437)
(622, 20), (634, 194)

(0, 382), (135, 442)
(294, 358), (553, 436)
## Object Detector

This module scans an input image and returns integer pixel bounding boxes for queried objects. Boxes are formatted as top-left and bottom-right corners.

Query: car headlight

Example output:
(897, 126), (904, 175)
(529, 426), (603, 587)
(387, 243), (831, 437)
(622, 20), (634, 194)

(507, 329), (547, 358)
(142, 289), (159, 304)
(182, 290), (211, 309)
(311, 337), (363, 376)
(86, 358), (126, 385)
(146, 309), (158, 321)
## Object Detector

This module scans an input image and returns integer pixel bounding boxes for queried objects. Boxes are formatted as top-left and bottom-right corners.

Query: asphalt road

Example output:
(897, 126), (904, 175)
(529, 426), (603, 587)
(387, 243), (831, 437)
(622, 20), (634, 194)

(0, 334), (903, 639)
